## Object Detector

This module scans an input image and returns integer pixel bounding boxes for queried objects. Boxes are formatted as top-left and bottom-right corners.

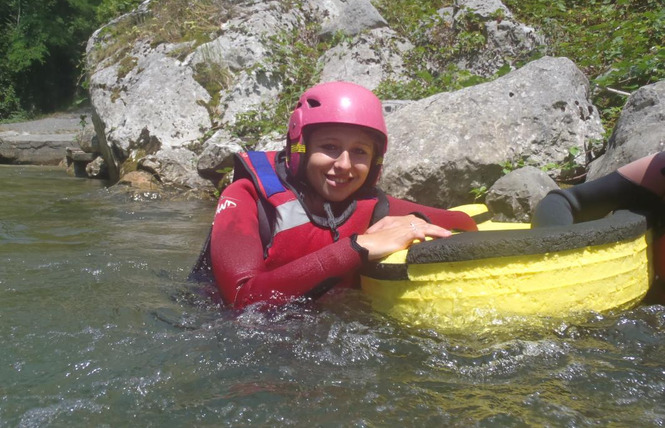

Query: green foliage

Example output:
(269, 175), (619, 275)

(376, 0), (665, 136)
(500, 145), (587, 184)
(192, 59), (233, 112)
(553, 146), (583, 174)
(232, 107), (276, 144)
(230, 16), (339, 143)
(503, 0), (665, 131)
(2, 0), (663, 133)
(451, 10), (488, 56)
(91, 0), (229, 65)
(95, 0), (143, 23)
(376, 65), (489, 100)
(470, 185), (488, 202)
(373, 0), (496, 100)
(372, 0), (444, 36)
(0, 78), (24, 121)
(145, 0), (230, 46)
(500, 156), (537, 175)
(258, 22), (324, 134)
(0, 0), (102, 119)
(116, 55), (138, 79)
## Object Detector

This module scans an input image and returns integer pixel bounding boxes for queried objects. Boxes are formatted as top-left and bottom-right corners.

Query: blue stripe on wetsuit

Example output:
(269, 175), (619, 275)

(247, 151), (285, 197)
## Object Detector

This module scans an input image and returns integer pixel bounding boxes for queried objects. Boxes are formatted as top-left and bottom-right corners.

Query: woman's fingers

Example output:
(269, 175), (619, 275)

(417, 221), (452, 237)
(357, 216), (452, 260)
(366, 215), (450, 238)
(366, 215), (424, 234)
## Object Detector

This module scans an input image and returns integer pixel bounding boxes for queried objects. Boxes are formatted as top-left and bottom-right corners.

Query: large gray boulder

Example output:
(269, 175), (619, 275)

(420, 0), (545, 79)
(187, 1), (305, 126)
(86, 0), (406, 193)
(485, 166), (559, 222)
(380, 56), (604, 207)
(454, 0), (545, 77)
(188, 0), (397, 126)
(87, 39), (212, 186)
(317, 0), (388, 39)
(587, 80), (665, 180)
(318, 27), (413, 90)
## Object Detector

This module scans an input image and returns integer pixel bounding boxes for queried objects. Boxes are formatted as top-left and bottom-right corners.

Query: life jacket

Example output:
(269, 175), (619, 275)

(188, 150), (389, 287)
(232, 151), (388, 270)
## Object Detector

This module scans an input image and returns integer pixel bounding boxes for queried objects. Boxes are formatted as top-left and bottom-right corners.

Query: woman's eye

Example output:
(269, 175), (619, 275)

(352, 146), (372, 156)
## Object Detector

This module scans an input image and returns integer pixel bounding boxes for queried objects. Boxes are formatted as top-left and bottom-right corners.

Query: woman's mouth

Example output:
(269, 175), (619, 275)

(326, 175), (352, 185)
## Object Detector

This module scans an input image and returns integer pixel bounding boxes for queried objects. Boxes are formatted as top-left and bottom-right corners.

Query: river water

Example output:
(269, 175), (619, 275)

(2, 165), (665, 426)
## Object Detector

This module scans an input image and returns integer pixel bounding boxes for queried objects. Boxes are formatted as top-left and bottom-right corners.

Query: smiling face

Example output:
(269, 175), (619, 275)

(304, 124), (376, 205)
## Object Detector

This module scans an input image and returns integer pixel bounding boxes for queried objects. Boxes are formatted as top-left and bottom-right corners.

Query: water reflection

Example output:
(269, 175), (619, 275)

(1, 166), (665, 426)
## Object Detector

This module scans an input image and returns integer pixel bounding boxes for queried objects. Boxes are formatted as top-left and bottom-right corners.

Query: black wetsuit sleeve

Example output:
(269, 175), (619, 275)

(532, 171), (662, 228)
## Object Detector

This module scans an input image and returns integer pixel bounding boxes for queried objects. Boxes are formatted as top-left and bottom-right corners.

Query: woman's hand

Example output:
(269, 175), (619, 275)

(356, 215), (452, 261)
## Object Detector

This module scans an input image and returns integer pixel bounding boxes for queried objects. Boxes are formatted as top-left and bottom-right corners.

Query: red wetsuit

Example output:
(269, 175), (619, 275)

(210, 151), (477, 308)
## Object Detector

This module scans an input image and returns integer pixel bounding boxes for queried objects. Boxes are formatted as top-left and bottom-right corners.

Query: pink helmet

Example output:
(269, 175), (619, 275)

(286, 81), (388, 187)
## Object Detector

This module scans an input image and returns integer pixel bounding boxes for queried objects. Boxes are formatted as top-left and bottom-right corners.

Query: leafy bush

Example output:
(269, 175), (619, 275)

(0, 80), (25, 122)
(375, 66), (491, 100)
(373, 0), (496, 99)
(95, 0), (144, 24)
(91, 0), (230, 65)
(372, 0), (445, 37)
(503, 0), (665, 130)
(0, 0), (102, 119)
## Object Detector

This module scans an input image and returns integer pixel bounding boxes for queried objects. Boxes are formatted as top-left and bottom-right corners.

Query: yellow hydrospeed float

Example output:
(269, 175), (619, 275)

(360, 204), (653, 331)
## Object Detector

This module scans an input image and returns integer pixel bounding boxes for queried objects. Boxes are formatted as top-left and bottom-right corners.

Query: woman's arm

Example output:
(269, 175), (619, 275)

(532, 170), (662, 228)
(384, 195), (478, 232)
(210, 179), (365, 308)
(355, 196), (478, 260)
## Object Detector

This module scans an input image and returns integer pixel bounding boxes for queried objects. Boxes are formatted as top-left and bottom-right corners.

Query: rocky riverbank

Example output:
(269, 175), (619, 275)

(0, 109), (109, 178)
(4, 0), (665, 223)
(0, 110), (89, 163)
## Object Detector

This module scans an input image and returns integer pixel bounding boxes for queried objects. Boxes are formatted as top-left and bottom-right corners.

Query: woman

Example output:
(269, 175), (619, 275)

(209, 81), (477, 308)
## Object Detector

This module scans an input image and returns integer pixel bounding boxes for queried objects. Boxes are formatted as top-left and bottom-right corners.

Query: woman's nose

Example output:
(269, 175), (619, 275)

(334, 150), (351, 169)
